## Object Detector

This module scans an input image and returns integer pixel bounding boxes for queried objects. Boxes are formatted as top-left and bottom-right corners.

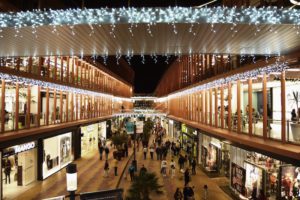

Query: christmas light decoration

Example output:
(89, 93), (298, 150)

(0, 7), (299, 29)
(157, 62), (288, 101)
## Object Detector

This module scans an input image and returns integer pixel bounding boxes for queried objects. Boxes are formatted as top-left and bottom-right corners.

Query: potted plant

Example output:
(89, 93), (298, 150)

(126, 172), (163, 200)
(111, 130), (128, 160)
(290, 91), (300, 141)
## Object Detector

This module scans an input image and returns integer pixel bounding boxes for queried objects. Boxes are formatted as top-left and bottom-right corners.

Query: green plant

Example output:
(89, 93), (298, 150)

(126, 172), (163, 200)
(141, 119), (154, 143)
(111, 130), (128, 150)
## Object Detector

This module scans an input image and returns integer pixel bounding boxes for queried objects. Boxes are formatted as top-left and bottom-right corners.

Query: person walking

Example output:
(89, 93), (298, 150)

(113, 158), (118, 176)
(103, 160), (109, 178)
(191, 157), (197, 175)
(183, 183), (194, 200)
(178, 155), (184, 170)
(140, 164), (147, 176)
(128, 163), (135, 181)
(161, 159), (168, 177)
(4, 159), (11, 184)
(149, 145), (154, 160)
(124, 142), (128, 157)
(174, 188), (183, 200)
(156, 146), (161, 160)
(143, 146), (148, 160)
(184, 169), (190, 186)
(104, 146), (110, 160)
(203, 185), (208, 200)
(170, 159), (176, 178)
(98, 143), (104, 160)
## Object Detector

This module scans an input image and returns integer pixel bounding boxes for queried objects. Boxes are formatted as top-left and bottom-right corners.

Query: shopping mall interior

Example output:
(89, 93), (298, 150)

(0, 0), (300, 200)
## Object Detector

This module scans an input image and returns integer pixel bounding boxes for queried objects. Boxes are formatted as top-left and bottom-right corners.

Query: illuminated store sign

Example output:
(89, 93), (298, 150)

(14, 142), (36, 154)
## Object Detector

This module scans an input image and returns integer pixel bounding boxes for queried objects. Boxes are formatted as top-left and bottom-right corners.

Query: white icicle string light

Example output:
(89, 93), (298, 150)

(0, 7), (300, 29)
(0, 72), (132, 102)
(157, 62), (288, 101)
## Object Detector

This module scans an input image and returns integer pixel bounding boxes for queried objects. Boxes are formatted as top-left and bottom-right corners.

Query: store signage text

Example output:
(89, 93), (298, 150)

(14, 142), (36, 154)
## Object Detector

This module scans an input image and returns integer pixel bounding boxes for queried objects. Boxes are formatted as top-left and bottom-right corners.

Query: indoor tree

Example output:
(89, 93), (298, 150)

(126, 172), (163, 200)
(141, 118), (154, 146)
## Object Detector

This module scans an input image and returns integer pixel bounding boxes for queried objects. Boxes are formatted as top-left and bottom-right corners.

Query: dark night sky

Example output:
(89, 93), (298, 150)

(129, 55), (177, 94)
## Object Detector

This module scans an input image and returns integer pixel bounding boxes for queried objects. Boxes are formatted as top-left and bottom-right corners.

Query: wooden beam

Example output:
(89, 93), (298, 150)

(214, 88), (218, 128)
(53, 89), (57, 124)
(209, 89), (213, 126)
(60, 57), (64, 82)
(37, 86), (41, 127)
(15, 83), (19, 131)
(60, 91), (63, 123)
(281, 72), (286, 143)
(263, 74), (268, 139)
(46, 88), (49, 125)
(66, 92), (69, 122)
(248, 78), (253, 135)
(228, 83), (232, 131)
(1, 80), (4, 132)
(237, 80), (241, 133)
(221, 86), (224, 129)
(26, 85), (31, 129)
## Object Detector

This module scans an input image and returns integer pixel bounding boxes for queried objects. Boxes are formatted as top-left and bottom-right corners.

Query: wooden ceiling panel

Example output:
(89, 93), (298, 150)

(0, 23), (299, 57)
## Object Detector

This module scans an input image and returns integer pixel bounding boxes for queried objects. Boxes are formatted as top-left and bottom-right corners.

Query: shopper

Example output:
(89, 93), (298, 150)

(203, 185), (208, 200)
(98, 143), (104, 160)
(113, 158), (118, 176)
(124, 142), (128, 157)
(140, 164), (147, 176)
(128, 163), (135, 181)
(178, 155), (185, 170)
(149, 145), (154, 159)
(143, 146), (148, 160)
(174, 188), (183, 200)
(184, 169), (190, 186)
(104, 146), (110, 160)
(183, 183), (194, 200)
(103, 160), (109, 178)
(156, 146), (161, 160)
(191, 157), (196, 175)
(161, 159), (168, 177)
(4, 159), (11, 184)
(170, 159), (176, 178)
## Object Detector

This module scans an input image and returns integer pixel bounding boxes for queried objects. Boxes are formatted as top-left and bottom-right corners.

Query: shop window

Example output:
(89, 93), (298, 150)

(252, 77), (264, 137)
(19, 57), (29, 73)
(19, 84), (29, 130)
(223, 87), (229, 129)
(242, 80), (249, 134)
(29, 85), (38, 128)
(40, 87), (48, 126)
(31, 57), (39, 75)
(48, 89), (55, 125)
(4, 82), (16, 131)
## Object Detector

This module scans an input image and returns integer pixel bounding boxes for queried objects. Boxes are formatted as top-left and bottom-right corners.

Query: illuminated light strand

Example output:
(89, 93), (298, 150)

(0, 72), (132, 102)
(0, 7), (300, 29)
(157, 62), (288, 101)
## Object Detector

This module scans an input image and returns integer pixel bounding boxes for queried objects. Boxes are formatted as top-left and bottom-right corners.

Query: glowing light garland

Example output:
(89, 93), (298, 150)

(0, 72), (132, 102)
(157, 62), (288, 101)
(1, 7), (300, 29)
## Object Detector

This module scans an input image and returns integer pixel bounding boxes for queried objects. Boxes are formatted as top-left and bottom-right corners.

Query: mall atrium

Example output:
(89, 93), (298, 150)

(0, 0), (299, 200)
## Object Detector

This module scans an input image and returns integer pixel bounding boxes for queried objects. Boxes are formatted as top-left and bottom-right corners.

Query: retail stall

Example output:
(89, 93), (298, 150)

(2, 141), (37, 199)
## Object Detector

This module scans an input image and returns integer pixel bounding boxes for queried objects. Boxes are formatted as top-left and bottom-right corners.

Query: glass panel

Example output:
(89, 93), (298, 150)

(252, 76), (263, 137)
(206, 91), (210, 124)
(217, 89), (221, 128)
(19, 57), (29, 72)
(286, 68), (300, 143)
(4, 82), (16, 131)
(49, 57), (56, 79)
(267, 74), (281, 140)
(18, 83), (28, 130)
(231, 82), (238, 132)
(49, 89), (55, 125)
(242, 81), (249, 134)
(40, 87), (47, 126)
(30, 85), (38, 128)
(224, 86), (229, 129)
(56, 92), (61, 123)
(31, 57), (39, 75)
(211, 90), (215, 126)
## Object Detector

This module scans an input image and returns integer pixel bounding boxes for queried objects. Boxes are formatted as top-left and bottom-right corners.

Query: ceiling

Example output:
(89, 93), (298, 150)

(0, 23), (299, 57)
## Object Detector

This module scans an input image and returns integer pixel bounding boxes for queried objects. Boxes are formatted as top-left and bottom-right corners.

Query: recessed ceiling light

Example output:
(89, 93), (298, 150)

(290, 0), (300, 5)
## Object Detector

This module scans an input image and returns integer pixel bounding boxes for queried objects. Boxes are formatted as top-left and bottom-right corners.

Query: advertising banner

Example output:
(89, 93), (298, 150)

(280, 165), (300, 199)
(136, 121), (144, 134)
(126, 122), (134, 134)
(231, 162), (246, 195)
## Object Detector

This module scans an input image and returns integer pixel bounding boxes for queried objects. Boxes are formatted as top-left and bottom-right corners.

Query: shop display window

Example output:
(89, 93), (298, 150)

(280, 165), (300, 199)
(244, 162), (264, 199)
(43, 132), (73, 179)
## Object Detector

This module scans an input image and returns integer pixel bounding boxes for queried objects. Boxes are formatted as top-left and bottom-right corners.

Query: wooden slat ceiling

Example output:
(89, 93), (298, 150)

(0, 23), (299, 57)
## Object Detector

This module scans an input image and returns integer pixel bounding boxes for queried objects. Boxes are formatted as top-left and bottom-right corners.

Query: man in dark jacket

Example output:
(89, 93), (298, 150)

(156, 146), (161, 160)
(98, 143), (104, 160)
(104, 146), (110, 160)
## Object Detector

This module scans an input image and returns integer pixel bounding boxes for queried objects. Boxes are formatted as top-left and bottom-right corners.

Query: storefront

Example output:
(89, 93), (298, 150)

(42, 132), (73, 179)
(2, 141), (37, 199)
(168, 120), (174, 138)
(229, 146), (299, 200)
(80, 121), (107, 156)
(180, 124), (198, 159)
(198, 133), (230, 176)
